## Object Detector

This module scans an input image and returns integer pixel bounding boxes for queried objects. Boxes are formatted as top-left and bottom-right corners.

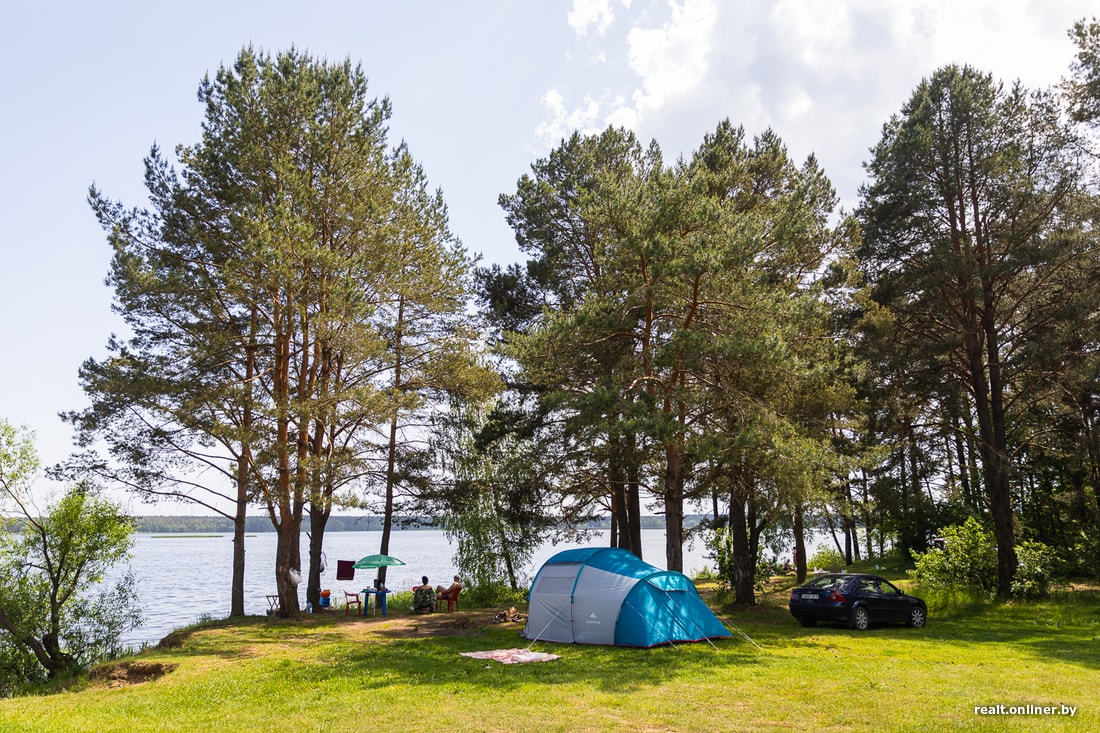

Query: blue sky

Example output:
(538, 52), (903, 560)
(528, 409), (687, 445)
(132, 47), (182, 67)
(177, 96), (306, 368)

(1, 0), (1093, 509)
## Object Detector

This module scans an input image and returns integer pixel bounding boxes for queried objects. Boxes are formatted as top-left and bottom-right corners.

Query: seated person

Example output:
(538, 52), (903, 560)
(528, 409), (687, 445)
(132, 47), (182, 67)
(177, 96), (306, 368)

(412, 575), (435, 614)
(436, 574), (462, 599)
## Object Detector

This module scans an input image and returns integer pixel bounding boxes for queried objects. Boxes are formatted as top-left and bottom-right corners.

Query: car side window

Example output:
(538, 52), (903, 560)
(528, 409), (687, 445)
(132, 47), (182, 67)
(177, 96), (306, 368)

(860, 578), (880, 593)
(808, 576), (844, 590)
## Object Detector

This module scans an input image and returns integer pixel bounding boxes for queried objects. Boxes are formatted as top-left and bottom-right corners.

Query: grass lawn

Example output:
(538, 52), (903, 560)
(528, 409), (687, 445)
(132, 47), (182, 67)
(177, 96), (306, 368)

(2, 574), (1097, 732)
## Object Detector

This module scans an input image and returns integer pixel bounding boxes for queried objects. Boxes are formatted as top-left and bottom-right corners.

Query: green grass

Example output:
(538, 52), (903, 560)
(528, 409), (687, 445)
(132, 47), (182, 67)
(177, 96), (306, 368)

(2, 576), (1097, 732)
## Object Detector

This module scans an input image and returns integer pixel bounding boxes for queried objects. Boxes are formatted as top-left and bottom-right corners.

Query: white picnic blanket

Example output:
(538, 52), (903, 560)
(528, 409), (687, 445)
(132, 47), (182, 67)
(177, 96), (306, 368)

(460, 648), (560, 664)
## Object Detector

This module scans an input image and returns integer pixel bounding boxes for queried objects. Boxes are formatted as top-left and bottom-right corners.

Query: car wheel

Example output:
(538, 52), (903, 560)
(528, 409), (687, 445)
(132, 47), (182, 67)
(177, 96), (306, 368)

(799, 618), (817, 628)
(909, 607), (927, 628)
(849, 605), (870, 631)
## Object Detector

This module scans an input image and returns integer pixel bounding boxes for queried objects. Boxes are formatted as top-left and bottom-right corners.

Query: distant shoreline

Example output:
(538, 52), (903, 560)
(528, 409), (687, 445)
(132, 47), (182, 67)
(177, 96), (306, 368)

(131, 514), (708, 534)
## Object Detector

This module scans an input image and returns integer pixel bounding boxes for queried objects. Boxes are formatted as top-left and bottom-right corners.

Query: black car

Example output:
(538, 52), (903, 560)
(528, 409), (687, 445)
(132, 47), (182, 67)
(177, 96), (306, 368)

(788, 573), (927, 630)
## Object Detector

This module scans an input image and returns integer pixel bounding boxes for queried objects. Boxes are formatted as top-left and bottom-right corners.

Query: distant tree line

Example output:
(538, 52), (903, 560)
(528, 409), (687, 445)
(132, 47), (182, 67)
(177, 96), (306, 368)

(128, 515), (426, 534)
(124, 513), (693, 534)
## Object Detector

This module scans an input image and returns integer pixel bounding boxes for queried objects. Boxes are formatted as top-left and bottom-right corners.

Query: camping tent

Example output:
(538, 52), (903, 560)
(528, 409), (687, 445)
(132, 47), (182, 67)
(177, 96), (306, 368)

(522, 547), (731, 647)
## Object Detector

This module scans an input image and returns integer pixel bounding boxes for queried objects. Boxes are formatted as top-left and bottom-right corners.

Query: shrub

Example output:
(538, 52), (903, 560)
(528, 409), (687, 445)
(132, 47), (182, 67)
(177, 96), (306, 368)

(0, 479), (142, 690)
(461, 582), (528, 608)
(909, 518), (1054, 599)
(808, 547), (846, 572)
(909, 517), (997, 594)
(693, 566), (720, 583)
(1051, 528), (1100, 580)
(1011, 540), (1054, 599)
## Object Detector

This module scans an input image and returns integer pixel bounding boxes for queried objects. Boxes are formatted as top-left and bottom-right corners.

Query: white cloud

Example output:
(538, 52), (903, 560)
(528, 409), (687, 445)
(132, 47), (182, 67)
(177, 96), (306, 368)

(605, 100), (640, 130)
(625, 0), (718, 117)
(699, 0), (1090, 211)
(568, 0), (616, 36)
(778, 86), (813, 123)
(535, 88), (605, 147)
(898, 0), (1084, 87)
(540, 0), (720, 148)
(537, 0), (1088, 187)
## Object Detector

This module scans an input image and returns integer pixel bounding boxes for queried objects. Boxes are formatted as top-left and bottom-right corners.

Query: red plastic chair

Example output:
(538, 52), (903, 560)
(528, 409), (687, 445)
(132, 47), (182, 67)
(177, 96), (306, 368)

(344, 591), (362, 616)
(436, 586), (461, 612)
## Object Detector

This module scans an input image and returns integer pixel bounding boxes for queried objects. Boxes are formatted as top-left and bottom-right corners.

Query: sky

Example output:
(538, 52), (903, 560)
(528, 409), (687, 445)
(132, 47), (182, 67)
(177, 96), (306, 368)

(1, 0), (1094, 511)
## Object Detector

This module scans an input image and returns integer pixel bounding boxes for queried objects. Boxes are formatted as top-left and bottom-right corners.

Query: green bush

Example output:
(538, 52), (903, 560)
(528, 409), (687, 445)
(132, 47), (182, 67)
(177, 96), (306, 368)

(808, 547), (846, 572)
(909, 517), (997, 594)
(0, 637), (45, 697)
(909, 518), (1055, 599)
(1011, 540), (1054, 599)
(692, 566), (720, 582)
(0, 480), (142, 691)
(461, 582), (528, 608)
(1052, 528), (1100, 579)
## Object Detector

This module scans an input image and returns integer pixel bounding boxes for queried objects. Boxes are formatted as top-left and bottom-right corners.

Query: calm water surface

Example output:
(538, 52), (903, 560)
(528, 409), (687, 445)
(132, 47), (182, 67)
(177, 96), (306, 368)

(119, 528), (716, 647)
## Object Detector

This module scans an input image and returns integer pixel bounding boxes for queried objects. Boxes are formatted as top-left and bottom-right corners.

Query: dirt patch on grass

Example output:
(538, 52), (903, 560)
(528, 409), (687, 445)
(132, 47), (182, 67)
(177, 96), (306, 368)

(342, 607), (528, 641)
(90, 661), (177, 688)
(375, 611), (487, 638)
(157, 628), (194, 649)
(150, 607), (531, 648)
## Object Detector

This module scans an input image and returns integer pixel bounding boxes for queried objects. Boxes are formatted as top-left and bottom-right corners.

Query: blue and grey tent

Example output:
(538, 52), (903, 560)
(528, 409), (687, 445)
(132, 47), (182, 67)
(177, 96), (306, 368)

(522, 547), (731, 647)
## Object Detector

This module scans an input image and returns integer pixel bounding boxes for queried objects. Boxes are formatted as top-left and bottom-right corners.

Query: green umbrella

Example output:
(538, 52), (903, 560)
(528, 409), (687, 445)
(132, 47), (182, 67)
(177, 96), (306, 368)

(352, 554), (406, 569)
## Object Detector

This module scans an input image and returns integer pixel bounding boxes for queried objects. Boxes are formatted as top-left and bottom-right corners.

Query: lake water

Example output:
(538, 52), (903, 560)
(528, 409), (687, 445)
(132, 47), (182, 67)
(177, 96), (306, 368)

(118, 528), (718, 648)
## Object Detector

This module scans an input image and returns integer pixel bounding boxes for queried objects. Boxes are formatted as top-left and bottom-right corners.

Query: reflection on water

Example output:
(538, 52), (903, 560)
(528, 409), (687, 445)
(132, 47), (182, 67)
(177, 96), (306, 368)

(115, 529), (715, 647)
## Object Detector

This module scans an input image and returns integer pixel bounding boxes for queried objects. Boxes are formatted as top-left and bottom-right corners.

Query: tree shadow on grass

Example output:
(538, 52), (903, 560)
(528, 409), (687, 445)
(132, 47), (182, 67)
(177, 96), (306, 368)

(140, 610), (762, 695)
(766, 590), (1100, 671)
(924, 596), (1100, 670)
(336, 623), (764, 694)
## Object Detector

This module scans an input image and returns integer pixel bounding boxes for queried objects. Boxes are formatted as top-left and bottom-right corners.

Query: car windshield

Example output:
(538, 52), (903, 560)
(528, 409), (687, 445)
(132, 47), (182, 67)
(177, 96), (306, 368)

(803, 575), (847, 590)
